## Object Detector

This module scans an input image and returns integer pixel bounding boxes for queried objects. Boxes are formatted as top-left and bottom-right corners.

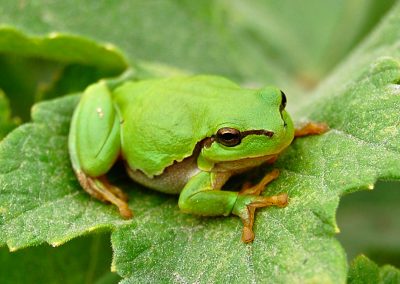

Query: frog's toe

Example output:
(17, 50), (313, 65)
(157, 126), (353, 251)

(242, 224), (255, 243)
(98, 176), (129, 202)
(295, 122), (329, 137)
(234, 193), (288, 243)
(91, 178), (133, 218)
(118, 203), (133, 219)
(76, 171), (134, 219)
(255, 193), (288, 208)
(239, 169), (280, 196)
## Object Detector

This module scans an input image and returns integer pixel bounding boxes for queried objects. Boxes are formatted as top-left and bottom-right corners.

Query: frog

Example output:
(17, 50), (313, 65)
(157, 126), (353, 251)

(68, 75), (327, 243)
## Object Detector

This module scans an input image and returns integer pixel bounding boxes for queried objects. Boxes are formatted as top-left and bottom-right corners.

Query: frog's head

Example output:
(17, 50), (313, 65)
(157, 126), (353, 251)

(198, 86), (294, 172)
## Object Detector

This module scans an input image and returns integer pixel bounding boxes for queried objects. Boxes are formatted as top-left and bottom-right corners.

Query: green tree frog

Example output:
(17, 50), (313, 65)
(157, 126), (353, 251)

(69, 75), (327, 243)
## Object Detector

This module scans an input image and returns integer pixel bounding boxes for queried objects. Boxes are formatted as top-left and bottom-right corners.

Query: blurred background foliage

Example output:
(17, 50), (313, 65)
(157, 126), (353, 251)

(338, 181), (400, 268)
(0, 0), (398, 282)
(0, 0), (397, 121)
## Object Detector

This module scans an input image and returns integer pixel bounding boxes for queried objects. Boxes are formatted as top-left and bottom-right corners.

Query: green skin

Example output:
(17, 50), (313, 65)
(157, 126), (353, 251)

(69, 75), (295, 242)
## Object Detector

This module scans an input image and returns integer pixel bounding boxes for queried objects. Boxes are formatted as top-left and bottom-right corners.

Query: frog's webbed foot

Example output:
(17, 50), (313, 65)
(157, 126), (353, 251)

(295, 122), (329, 137)
(76, 171), (133, 219)
(234, 169), (288, 243)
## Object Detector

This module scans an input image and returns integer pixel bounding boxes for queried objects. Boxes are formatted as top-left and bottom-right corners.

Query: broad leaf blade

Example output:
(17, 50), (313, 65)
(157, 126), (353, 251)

(0, 1), (399, 283)
(0, 1), (271, 83)
(0, 27), (126, 72)
(0, 26), (128, 121)
(222, 0), (395, 82)
(1, 0), (390, 90)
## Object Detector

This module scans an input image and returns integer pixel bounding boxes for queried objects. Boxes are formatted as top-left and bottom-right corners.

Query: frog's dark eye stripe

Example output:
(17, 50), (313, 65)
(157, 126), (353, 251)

(216, 127), (241, 147)
(241, 129), (274, 138)
(280, 91), (287, 111)
(213, 128), (275, 147)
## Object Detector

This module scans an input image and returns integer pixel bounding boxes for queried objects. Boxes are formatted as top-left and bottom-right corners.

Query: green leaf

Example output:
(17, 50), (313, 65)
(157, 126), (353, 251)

(0, 27), (126, 72)
(0, 1), (400, 283)
(0, 43), (399, 284)
(0, 0), (393, 120)
(0, 26), (187, 121)
(0, 1), (267, 83)
(348, 255), (400, 284)
(223, 0), (395, 83)
(1, 0), (391, 90)
(0, 27), (127, 121)
(0, 233), (120, 284)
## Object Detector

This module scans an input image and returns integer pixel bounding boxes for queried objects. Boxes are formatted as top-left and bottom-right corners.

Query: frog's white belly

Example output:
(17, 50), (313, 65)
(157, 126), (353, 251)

(126, 155), (200, 194)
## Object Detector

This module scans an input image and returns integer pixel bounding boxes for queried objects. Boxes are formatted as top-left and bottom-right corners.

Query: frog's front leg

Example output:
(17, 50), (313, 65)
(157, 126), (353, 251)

(178, 170), (287, 243)
(69, 82), (132, 218)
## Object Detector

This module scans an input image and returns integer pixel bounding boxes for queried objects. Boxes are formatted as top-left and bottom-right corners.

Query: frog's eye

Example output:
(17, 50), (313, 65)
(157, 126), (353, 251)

(280, 91), (287, 111)
(216, 127), (242, 147)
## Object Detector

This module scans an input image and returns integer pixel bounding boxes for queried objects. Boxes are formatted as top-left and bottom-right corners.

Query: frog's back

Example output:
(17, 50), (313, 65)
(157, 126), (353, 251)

(113, 76), (257, 177)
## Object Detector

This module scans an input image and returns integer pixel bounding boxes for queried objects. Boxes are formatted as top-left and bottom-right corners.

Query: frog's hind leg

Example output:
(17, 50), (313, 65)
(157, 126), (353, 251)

(69, 81), (132, 219)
